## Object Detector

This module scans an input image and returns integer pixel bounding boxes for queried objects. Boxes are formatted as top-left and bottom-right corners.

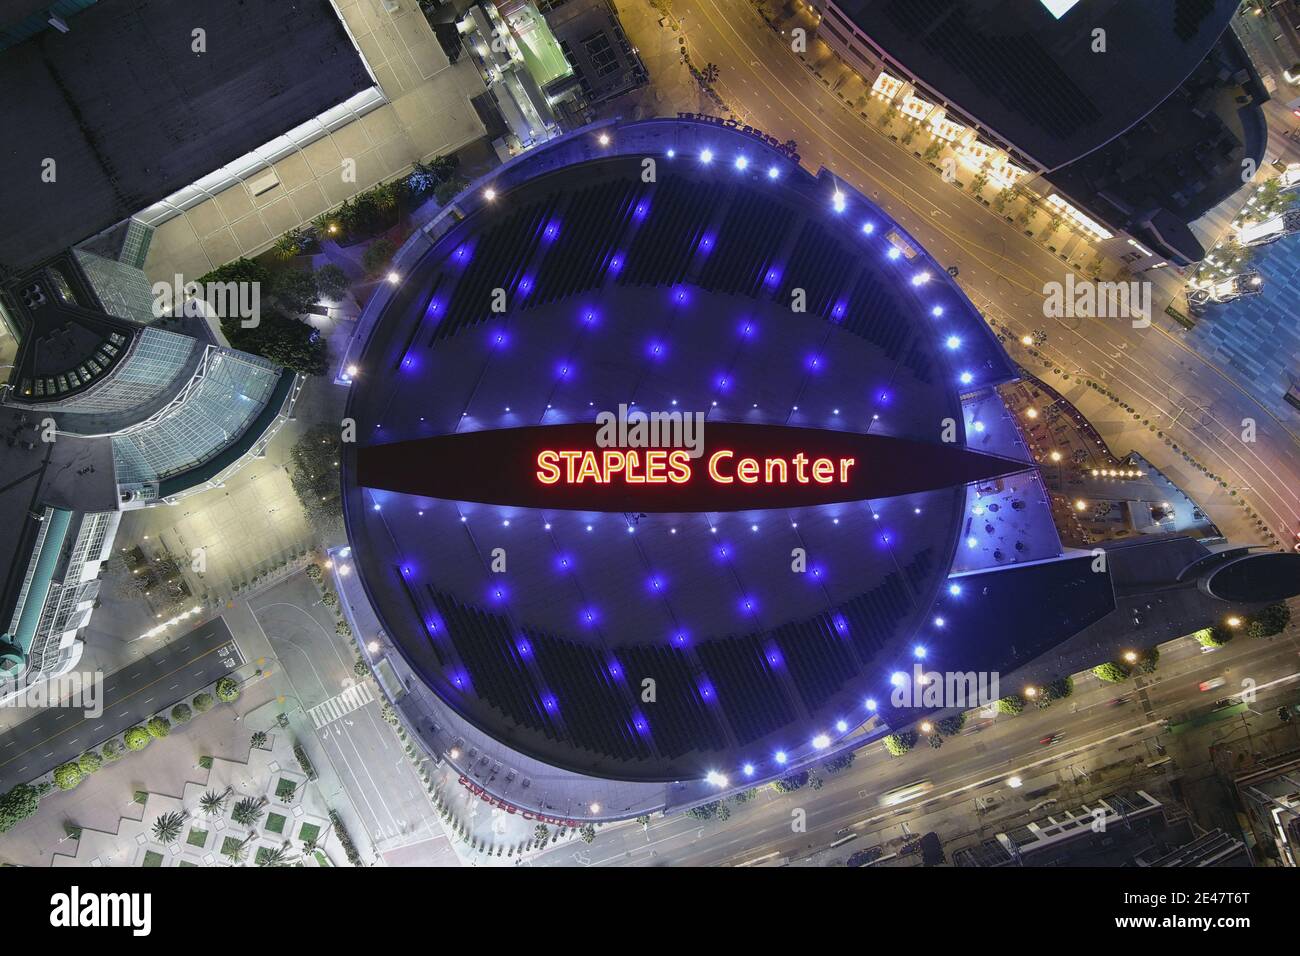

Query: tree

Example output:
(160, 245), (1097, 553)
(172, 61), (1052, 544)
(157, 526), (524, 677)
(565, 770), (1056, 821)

(232, 796), (266, 827)
(192, 692), (215, 713)
(221, 310), (327, 377)
(171, 703), (193, 724)
(823, 752), (855, 773)
(995, 694), (1025, 716)
(1135, 647), (1159, 675)
(434, 175), (469, 206)
(0, 784), (41, 833)
(266, 268), (321, 316)
(77, 751), (103, 775)
(109, 549), (190, 613)
(353, 659), (369, 678)
(936, 713), (966, 736)
(199, 788), (231, 817)
(256, 843), (296, 867)
(315, 264), (349, 301)
(250, 731), (269, 750)
(361, 238), (397, 275)
(772, 771), (810, 792)
(578, 824), (596, 844)
(534, 823), (550, 845)
(53, 763), (83, 790)
(215, 677), (240, 703)
(272, 227), (312, 259)
(101, 739), (124, 762)
(1042, 677), (1074, 702)
(152, 811), (185, 844)
(198, 257), (270, 288)
(1093, 662), (1131, 684)
(222, 835), (253, 864)
(146, 716), (171, 739)
(1194, 625), (1233, 647)
(1247, 603), (1290, 639)
(289, 423), (344, 534)
(124, 727), (152, 751)
(883, 732), (918, 756)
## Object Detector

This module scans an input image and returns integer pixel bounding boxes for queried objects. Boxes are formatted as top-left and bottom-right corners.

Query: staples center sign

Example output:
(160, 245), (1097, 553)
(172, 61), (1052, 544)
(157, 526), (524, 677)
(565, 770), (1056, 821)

(357, 412), (1018, 513)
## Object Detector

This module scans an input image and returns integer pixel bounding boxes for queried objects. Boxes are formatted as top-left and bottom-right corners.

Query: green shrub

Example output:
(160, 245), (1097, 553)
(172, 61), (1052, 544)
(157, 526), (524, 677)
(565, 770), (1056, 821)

(124, 727), (152, 751)
(101, 739), (124, 761)
(995, 694), (1025, 715)
(935, 713), (967, 736)
(215, 677), (240, 703)
(0, 784), (41, 833)
(192, 692), (215, 713)
(77, 751), (103, 775)
(1093, 662), (1131, 684)
(171, 703), (193, 724)
(53, 763), (83, 791)
(146, 716), (171, 739)
(1194, 626), (1233, 647)
(361, 238), (397, 275)
(1247, 604), (1290, 639)
(883, 732), (918, 756)
(771, 771), (810, 792)
(315, 264), (348, 300)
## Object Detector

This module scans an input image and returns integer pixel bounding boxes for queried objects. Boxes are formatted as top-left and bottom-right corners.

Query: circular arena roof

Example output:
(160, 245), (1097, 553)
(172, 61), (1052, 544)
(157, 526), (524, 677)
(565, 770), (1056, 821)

(342, 118), (1021, 783)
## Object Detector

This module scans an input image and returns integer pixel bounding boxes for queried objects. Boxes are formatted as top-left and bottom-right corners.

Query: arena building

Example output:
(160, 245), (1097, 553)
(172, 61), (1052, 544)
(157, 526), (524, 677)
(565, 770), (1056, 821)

(339, 117), (1296, 815)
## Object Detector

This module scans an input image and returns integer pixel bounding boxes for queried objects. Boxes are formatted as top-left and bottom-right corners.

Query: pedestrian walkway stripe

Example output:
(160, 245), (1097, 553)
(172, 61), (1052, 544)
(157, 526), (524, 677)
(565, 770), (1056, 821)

(308, 682), (375, 729)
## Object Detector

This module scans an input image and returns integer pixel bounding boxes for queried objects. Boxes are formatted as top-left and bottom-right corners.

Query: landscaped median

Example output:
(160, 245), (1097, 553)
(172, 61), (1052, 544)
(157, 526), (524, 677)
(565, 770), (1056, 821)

(0, 675), (244, 836)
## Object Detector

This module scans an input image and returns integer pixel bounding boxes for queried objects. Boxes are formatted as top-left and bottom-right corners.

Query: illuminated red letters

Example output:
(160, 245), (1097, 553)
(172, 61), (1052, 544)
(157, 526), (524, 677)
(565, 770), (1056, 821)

(538, 448), (856, 487)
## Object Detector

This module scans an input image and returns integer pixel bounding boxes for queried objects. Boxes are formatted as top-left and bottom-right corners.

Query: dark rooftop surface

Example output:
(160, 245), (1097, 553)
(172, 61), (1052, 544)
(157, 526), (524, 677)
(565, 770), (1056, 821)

(830, 0), (1238, 171)
(0, 0), (371, 269)
(0, 418), (117, 637)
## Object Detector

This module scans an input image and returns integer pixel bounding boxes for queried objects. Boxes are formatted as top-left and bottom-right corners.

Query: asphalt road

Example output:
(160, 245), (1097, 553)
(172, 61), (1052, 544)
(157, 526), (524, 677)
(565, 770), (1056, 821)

(526, 617), (1300, 866)
(244, 574), (454, 862)
(646, 0), (1300, 544)
(0, 616), (242, 792)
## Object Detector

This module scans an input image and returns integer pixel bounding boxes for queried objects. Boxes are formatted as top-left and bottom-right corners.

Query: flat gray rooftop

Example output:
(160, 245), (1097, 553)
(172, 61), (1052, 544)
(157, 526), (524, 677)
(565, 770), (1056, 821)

(0, 0), (371, 269)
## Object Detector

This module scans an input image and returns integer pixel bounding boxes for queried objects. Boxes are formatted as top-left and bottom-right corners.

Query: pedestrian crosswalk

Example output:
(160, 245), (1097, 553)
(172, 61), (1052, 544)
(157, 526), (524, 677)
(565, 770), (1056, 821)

(308, 682), (375, 729)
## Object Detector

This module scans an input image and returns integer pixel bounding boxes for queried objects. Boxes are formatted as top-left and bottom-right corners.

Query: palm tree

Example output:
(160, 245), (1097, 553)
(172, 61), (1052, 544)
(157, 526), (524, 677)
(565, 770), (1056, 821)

(231, 796), (266, 827)
(152, 811), (185, 844)
(199, 788), (230, 817)
(250, 730), (268, 750)
(301, 837), (319, 855)
(222, 835), (252, 864)
(256, 842), (297, 867)
(701, 62), (720, 85)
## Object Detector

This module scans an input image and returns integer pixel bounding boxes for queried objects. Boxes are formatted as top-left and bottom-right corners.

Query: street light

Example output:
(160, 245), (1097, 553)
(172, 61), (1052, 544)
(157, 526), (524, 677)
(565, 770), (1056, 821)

(1123, 650), (1138, 663)
(1226, 616), (1242, 628)
(1007, 775), (1023, 788)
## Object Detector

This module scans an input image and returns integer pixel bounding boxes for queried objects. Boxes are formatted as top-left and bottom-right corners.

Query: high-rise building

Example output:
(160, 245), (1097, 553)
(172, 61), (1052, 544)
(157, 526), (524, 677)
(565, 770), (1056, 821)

(0, 251), (300, 691)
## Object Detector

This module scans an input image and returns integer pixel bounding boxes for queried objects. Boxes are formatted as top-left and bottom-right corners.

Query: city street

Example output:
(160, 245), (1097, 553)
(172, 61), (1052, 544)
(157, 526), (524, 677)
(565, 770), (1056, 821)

(524, 617), (1300, 866)
(0, 618), (242, 791)
(237, 573), (457, 865)
(617, 0), (1300, 545)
